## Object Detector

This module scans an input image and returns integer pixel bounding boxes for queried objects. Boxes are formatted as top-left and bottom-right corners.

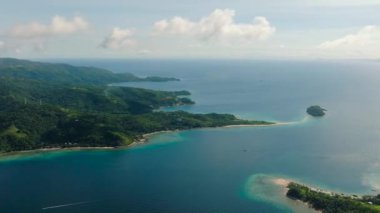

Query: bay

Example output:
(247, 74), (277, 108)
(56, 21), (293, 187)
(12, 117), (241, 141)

(2, 59), (380, 212)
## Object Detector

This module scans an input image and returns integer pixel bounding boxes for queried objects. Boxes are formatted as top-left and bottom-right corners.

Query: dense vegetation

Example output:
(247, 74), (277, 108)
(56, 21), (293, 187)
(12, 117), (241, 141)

(287, 182), (380, 213)
(307, 105), (326, 117)
(0, 58), (272, 152)
(0, 58), (179, 85)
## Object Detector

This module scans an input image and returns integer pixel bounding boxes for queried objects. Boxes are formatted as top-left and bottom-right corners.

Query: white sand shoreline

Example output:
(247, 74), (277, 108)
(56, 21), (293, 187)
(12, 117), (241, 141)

(0, 120), (295, 158)
(270, 177), (321, 212)
(0, 146), (117, 158)
(272, 177), (333, 196)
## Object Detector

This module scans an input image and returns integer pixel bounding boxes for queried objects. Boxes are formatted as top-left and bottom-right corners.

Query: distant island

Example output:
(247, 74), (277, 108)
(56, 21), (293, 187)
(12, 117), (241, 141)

(286, 182), (380, 212)
(307, 105), (326, 117)
(0, 58), (180, 84)
(0, 58), (273, 153)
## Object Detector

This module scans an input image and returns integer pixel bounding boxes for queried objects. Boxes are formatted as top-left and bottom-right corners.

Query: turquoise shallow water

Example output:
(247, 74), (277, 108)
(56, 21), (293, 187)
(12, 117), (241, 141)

(2, 60), (380, 212)
(244, 174), (318, 213)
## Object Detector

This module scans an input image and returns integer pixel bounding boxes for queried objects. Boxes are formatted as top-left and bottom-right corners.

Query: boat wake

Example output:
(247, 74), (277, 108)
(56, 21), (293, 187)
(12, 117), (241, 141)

(42, 201), (92, 210)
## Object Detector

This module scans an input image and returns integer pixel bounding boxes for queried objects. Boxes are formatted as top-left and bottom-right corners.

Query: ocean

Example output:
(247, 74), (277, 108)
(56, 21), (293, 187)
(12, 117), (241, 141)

(1, 59), (380, 212)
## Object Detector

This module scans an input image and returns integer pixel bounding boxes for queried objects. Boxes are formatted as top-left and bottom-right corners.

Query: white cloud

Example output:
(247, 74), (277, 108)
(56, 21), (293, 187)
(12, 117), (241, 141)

(32, 42), (46, 52)
(9, 16), (88, 39)
(319, 26), (379, 49)
(100, 27), (137, 49)
(153, 9), (275, 42)
(308, 0), (380, 7)
(0, 41), (6, 55)
(138, 49), (152, 55)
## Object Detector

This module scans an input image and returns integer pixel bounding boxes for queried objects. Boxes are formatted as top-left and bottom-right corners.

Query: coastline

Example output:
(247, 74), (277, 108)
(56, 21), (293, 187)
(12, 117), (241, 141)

(282, 179), (380, 212)
(127, 130), (179, 147)
(0, 122), (280, 159)
(245, 174), (319, 213)
(271, 177), (334, 200)
(271, 178), (321, 213)
(0, 146), (117, 158)
(222, 122), (285, 128)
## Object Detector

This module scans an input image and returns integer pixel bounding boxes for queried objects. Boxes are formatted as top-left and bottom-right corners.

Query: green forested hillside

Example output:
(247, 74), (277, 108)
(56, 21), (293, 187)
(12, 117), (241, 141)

(287, 182), (380, 213)
(0, 78), (193, 114)
(0, 58), (179, 84)
(0, 58), (272, 152)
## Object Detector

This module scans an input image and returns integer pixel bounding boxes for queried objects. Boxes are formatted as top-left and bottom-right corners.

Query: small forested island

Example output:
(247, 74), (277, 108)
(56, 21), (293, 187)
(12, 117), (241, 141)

(287, 182), (380, 213)
(307, 105), (326, 117)
(0, 58), (273, 153)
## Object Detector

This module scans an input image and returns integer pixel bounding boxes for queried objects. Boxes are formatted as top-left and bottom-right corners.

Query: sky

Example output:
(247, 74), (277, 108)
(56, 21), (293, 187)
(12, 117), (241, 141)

(0, 0), (379, 59)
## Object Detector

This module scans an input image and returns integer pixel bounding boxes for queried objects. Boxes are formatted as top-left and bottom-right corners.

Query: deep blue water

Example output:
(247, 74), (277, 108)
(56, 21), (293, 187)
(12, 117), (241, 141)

(1, 60), (380, 212)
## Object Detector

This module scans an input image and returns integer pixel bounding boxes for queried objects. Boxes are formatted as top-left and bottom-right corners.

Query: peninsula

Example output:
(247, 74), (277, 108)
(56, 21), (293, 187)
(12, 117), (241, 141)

(0, 58), (273, 153)
(286, 182), (380, 212)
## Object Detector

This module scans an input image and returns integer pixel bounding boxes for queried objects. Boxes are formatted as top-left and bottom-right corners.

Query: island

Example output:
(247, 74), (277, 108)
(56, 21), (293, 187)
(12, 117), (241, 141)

(0, 58), (273, 153)
(286, 182), (380, 213)
(307, 105), (326, 117)
(0, 58), (180, 84)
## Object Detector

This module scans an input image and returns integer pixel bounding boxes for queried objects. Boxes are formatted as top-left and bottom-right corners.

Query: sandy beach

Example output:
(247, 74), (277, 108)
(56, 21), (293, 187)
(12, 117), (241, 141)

(0, 146), (117, 158)
(271, 177), (321, 213)
(0, 121), (281, 158)
(272, 178), (291, 187)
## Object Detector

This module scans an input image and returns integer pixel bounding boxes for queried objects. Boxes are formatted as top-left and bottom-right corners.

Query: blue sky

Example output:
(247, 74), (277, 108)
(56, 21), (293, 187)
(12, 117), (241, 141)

(0, 0), (379, 59)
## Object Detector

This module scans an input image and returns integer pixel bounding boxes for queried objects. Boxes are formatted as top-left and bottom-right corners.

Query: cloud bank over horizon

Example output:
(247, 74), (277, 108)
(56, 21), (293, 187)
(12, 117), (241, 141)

(318, 26), (380, 58)
(319, 26), (378, 49)
(100, 28), (137, 49)
(153, 9), (275, 43)
(1, 0), (380, 59)
(8, 16), (89, 39)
